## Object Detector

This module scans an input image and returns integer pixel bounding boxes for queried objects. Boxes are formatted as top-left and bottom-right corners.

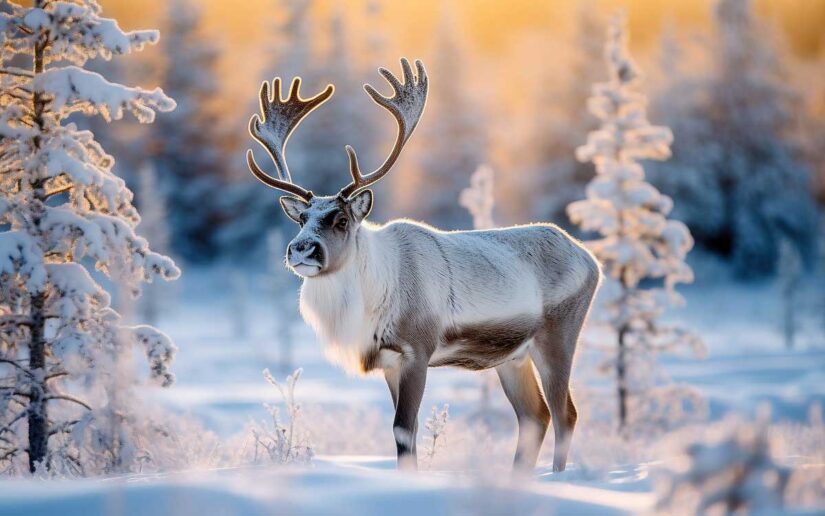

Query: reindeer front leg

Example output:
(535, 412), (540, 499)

(392, 358), (427, 470)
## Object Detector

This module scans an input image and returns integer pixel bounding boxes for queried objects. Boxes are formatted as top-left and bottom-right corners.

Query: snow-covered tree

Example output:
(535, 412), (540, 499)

(135, 161), (172, 326)
(297, 8), (377, 196)
(647, 27), (726, 247)
(521, 2), (605, 225)
(79, 56), (132, 174)
(267, 0), (314, 82)
(778, 237), (802, 349)
(819, 215), (825, 339)
(404, 7), (487, 229)
(459, 165), (496, 230)
(216, 0), (313, 257)
(657, 417), (791, 513)
(152, 0), (229, 263)
(0, 0), (179, 473)
(567, 14), (703, 431)
(706, 0), (816, 277)
(363, 0), (389, 65)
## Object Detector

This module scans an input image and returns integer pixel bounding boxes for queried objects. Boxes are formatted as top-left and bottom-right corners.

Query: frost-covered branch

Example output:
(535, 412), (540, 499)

(0, 359), (31, 376)
(45, 394), (91, 410)
(33, 66), (175, 123)
(0, 315), (33, 328)
(0, 67), (34, 78)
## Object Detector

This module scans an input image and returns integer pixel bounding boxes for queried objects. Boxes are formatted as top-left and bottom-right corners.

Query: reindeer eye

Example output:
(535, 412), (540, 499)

(298, 213), (308, 226)
(336, 218), (348, 231)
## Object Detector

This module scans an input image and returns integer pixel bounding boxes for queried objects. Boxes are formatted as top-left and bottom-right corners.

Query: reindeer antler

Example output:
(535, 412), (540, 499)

(338, 58), (428, 199)
(247, 77), (334, 201)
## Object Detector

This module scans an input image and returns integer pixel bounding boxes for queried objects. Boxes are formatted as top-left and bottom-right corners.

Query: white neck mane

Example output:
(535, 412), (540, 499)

(298, 223), (397, 374)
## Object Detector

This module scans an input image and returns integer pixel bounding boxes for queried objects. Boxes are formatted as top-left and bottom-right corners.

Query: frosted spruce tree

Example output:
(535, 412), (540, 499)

(522, 1), (605, 225)
(459, 165), (496, 231)
(567, 15), (703, 432)
(217, 0), (319, 258)
(153, 0), (229, 262)
(136, 161), (172, 326)
(407, 6), (487, 229)
(647, 28), (725, 247)
(299, 8), (377, 195)
(777, 238), (802, 349)
(0, 1), (179, 473)
(707, 0), (815, 276)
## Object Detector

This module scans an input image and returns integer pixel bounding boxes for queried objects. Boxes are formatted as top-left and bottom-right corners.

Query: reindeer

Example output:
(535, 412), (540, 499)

(246, 59), (601, 472)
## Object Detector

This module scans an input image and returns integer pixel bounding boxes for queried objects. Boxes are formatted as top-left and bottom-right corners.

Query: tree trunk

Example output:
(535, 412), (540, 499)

(616, 325), (628, 432)
(27, 12), (50, 473)
(27, 292), (48, 473)
(783, 300), (794, 349)
(616, 267), (629, 433)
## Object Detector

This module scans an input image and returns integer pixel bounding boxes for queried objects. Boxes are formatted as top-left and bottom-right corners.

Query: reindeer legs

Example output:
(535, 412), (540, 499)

(392, 358), (427, 470)
(496, 356), (551, 473)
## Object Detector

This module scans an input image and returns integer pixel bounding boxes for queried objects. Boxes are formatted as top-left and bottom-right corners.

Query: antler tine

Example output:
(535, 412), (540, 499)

(339, 58), (428, 199)
(246, 150), (314, 200)
(247, 76), (334, 201)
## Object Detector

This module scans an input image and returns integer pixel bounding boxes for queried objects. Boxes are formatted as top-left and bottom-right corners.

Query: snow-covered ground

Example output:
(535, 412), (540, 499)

(0, 458), (653, 516)
(2, 266), (823, 515)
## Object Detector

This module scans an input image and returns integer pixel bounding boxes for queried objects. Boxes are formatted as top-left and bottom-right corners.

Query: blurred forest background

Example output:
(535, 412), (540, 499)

(85, 0), (825, 278)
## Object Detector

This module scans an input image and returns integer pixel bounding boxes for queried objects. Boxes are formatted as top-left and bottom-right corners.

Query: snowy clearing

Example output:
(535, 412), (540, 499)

(5, 267), (818, 514)
(0, 458), (653, 516)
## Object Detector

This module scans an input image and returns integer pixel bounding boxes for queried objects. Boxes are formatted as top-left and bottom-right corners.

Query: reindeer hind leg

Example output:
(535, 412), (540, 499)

(531, 283), (595, 472)
(496, 355), (550, 473)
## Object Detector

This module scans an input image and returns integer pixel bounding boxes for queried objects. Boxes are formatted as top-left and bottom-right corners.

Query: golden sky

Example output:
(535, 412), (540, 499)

(94, 0), (825, 120)
(104, 0), (825, 58)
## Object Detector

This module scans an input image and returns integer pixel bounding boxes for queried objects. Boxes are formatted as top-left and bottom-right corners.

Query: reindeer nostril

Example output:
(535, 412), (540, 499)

(308, 244), (323, 263)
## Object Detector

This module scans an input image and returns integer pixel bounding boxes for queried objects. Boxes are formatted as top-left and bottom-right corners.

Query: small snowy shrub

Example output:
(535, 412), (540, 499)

(657, 416), (791, 514)
(248, 368), (313, 465)
(0, 0), (178, 474)
(568, 13), (704, 432)
(771, 405), (825, 509)
(423, 404), (450, 467)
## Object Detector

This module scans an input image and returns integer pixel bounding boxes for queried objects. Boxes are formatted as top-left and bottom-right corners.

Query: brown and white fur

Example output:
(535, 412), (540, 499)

(281, 192), (601, 472)
(245, 59), (601, 472)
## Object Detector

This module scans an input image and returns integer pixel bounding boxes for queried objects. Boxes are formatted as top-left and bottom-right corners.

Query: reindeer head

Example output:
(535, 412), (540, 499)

(247, 59), (428, 277)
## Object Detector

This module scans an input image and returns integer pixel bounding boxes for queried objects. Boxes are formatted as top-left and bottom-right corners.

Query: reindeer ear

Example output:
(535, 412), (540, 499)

(279, 196), (309, 224)
(349, 190), (373, 222)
